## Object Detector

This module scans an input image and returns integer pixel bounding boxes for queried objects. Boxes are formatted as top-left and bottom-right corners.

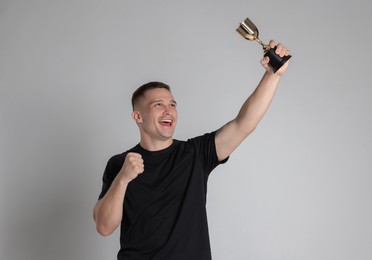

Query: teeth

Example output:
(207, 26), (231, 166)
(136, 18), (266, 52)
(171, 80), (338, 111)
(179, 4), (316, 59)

(161, 119), (172, 123)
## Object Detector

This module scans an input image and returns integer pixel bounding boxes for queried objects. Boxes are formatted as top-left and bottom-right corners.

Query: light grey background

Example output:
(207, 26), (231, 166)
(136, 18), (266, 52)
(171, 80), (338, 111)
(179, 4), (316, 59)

(1, 0), (371, 259)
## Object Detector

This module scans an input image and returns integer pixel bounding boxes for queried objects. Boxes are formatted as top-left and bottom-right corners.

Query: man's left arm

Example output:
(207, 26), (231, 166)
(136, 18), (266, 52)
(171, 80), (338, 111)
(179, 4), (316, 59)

(215, 40), (290, 161)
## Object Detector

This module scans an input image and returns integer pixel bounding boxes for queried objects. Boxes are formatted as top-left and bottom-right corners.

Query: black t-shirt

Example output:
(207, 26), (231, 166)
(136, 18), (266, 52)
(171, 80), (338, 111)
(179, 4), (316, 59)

(98, 132), (228, 260)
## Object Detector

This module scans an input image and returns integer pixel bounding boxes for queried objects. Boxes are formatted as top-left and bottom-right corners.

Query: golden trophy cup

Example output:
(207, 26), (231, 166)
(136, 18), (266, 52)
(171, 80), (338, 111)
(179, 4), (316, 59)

(236, 17), (291, 73)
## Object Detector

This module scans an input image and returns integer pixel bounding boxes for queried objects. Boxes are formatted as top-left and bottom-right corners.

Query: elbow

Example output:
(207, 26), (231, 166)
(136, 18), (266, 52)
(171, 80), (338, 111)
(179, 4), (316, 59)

(93, 212), (118, 237)
(96, 228), (113, 237)
(245, 120), (259, 135)
(95, 222), (116, 237)
(247, 125), (257, 135)
(240, 125), (256, 138)
(235, 118), (257, 137)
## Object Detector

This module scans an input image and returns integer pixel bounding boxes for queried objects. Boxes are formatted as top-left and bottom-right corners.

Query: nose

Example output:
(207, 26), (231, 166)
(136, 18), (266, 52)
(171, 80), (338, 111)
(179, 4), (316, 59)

(163, 105), (176, 116)
(163, 107), (171, 115)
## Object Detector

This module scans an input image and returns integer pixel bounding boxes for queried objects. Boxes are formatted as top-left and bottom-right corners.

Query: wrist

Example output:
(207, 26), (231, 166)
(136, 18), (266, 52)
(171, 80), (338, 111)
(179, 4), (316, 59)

(116, 173), (131, 186)
(263, 70), (281, 82)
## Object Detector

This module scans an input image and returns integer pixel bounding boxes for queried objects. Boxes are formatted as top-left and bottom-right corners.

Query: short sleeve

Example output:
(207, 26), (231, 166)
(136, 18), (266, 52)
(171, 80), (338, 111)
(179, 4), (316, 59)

(98, 154), (125, 200)
(190, 131), (229, 174)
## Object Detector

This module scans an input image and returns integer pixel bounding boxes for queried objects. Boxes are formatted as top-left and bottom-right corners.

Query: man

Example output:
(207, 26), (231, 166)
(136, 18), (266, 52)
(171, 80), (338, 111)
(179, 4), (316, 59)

(94, 40), (290, 259)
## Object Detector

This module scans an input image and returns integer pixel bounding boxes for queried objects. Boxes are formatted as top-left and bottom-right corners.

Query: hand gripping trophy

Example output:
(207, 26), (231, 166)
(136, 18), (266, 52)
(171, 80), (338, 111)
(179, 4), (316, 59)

(236, 17), (291, 73)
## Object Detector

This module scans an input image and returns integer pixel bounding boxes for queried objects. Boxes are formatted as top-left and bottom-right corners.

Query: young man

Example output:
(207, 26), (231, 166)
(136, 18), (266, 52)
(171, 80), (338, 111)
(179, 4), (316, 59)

(94, 40), (290, 259)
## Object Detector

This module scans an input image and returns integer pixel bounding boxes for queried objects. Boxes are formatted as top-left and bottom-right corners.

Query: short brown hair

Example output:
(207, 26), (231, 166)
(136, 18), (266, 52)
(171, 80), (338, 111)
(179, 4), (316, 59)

(131, 81), (171, 109)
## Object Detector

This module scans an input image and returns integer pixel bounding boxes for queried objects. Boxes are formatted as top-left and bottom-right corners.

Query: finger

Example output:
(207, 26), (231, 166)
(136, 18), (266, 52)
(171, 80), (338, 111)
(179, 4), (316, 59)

(137, 159), (144, 168)
(126, 153), (143, 165)
(279, 45), (289, 57)
(134, 158), (145, 170)
(275, 43), (283, 55)
(268, 39), (276, 49)
(132, 159), (144, 170)
(260, 56), (270, 66)
(275, 43), (290, 57)
(130, 155), (143, 162)
(260, 56), (273, 72)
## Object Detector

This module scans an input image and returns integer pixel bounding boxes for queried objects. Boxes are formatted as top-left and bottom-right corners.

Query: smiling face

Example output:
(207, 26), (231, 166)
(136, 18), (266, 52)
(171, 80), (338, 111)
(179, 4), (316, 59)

(132, 88), (178, 150)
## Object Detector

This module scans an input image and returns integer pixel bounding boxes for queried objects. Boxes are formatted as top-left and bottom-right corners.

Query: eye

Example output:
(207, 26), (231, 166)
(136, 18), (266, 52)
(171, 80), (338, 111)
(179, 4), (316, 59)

(153, 102), (164, 108)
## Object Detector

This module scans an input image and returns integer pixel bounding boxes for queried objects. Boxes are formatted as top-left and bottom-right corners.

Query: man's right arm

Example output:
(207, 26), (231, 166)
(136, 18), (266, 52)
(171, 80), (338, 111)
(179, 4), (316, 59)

(93, 152), (144, 236)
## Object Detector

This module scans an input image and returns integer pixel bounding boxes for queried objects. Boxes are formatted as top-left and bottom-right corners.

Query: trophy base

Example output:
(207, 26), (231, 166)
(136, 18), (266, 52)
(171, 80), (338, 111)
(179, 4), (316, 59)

(264, 46), (291, 73)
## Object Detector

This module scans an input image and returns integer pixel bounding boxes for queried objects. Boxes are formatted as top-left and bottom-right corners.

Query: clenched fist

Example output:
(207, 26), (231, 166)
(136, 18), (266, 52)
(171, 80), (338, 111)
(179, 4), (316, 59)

(118, 152), (144, 183)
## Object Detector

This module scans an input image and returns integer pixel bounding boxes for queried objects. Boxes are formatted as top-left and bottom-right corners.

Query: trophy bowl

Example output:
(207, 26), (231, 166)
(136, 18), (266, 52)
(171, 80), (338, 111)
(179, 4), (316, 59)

(237, 17), (291, 73)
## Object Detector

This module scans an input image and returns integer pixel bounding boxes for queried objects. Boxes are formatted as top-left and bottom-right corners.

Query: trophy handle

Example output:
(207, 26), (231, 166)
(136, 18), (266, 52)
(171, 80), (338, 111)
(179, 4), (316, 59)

(264, 46), (291, 73)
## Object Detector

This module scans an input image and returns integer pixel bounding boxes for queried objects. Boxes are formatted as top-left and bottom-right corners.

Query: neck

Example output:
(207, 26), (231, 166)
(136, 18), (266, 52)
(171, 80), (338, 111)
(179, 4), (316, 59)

(139, 137), (173, 151)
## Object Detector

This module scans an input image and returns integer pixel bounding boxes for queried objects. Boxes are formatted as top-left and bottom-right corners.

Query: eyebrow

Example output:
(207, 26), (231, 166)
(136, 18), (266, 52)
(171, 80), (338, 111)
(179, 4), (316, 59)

(151, 99), (177, 105)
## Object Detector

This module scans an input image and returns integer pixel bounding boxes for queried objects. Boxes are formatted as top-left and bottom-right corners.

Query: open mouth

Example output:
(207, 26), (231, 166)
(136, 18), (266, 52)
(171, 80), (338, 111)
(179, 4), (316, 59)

(159, 119), (173, 127)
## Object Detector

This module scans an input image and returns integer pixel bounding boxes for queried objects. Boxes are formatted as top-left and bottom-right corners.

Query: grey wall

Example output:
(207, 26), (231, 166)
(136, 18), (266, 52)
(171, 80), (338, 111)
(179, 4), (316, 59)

(1, 0), (371, 259)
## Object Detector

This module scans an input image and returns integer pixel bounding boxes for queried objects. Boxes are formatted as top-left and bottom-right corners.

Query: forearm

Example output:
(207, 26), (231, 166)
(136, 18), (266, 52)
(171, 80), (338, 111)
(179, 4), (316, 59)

(93, 177), (129, 236)
(235, 71), (281, 134)
(215, 71), (282, 160)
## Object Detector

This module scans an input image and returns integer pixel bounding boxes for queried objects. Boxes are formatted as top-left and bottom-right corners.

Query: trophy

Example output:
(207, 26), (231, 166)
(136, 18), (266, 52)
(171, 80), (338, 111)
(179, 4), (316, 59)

(236, 17), (291, 73)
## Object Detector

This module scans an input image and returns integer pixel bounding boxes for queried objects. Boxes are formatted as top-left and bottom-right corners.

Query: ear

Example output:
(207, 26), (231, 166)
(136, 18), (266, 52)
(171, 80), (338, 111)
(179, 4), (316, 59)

(132, 111), (143, 124)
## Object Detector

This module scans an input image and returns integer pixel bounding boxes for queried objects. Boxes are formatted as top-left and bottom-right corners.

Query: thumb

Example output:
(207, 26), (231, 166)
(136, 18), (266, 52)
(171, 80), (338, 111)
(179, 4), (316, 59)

(260, 56), (273, 72)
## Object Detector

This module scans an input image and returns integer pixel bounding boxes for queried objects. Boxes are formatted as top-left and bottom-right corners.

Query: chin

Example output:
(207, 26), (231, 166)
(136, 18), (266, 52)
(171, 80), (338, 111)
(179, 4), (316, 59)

(161, 132), (175, 140)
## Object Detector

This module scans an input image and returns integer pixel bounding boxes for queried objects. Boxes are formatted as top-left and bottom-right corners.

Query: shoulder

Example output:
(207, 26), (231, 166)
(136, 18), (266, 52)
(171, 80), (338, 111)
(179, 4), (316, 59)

(107, 153), (124, 166)
(186, 131), (217, 146)
(176, 132), (218, 158)
(106, 144), (139, 168)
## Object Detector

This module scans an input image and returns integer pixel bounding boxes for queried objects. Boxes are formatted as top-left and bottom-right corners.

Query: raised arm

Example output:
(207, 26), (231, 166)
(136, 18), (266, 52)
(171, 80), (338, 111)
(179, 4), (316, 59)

(215, 40), (290, 161)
